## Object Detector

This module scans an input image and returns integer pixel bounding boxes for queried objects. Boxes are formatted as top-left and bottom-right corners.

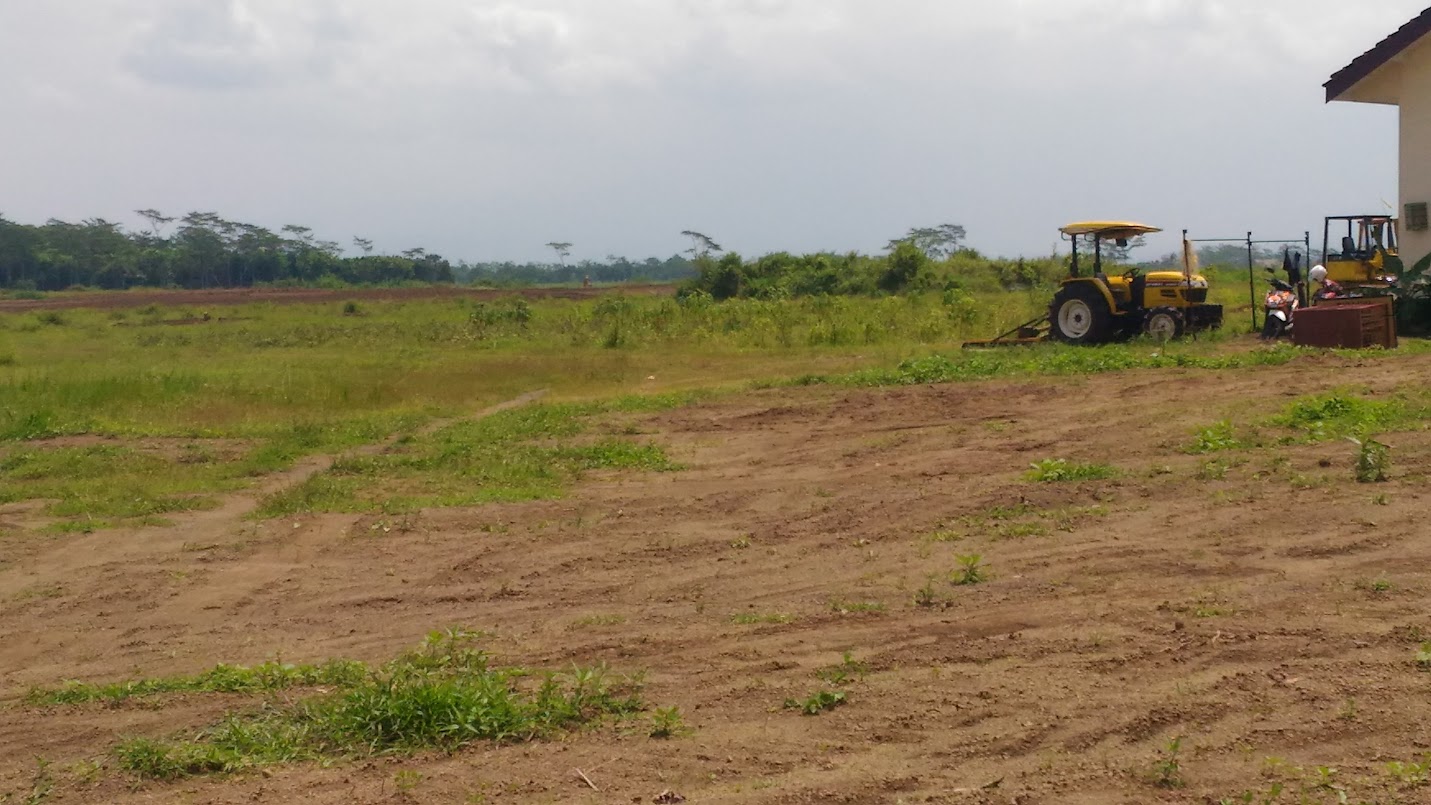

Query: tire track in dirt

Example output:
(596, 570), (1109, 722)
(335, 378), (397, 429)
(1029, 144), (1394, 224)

(0, 391), (547, 696)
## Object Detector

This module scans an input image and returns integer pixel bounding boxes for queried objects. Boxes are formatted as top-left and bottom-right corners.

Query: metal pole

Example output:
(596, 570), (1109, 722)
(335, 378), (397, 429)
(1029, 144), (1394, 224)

(1248, 232), (1257, 332)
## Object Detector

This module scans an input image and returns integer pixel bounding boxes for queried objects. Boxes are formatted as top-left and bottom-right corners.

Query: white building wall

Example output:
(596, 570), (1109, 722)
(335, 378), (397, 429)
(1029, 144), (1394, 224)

(1401, 41), (1431, 272)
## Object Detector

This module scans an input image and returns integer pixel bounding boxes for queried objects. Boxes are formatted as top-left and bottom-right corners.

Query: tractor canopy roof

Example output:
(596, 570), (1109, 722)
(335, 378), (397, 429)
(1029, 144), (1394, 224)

(1059, 221), (1162, 240)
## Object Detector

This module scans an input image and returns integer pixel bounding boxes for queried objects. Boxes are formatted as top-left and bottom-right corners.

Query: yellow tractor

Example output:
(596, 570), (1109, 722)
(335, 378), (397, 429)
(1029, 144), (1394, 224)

(1049, 221), (1223, 344)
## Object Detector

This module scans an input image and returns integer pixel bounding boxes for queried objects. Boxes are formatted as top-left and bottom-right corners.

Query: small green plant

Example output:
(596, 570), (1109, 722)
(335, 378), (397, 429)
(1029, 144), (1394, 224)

(784, 690), (846, 716)
(1349, 436), (1391, 483)
(1189, 420), (1244, 454)
(1416, 642), (1431, 670)
(731, 612), (795, 626)
(1373, 493), (1390, 506)
(1025, 458), (1116, 483)
(816, 652), (869, 686)
(1197, 458), (1233, 481)
(394, 769), (422, 796)
(1150, 736), (1186, 789)
(1337, 698), (1358, 722)
(1387, 756), (1431, 787)
(570, 614), (626, 629)
(648, 706), (688, 739)
(951, 554), (988, 586)
(829, 600), (885, 615)
(914, 578), (939, 608)
(730, 535), (752, 549)
(341, 301), (362, 316)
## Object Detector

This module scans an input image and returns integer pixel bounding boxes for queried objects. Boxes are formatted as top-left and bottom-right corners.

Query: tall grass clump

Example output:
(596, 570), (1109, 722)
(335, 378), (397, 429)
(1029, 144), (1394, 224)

(113, 630), (645, 779)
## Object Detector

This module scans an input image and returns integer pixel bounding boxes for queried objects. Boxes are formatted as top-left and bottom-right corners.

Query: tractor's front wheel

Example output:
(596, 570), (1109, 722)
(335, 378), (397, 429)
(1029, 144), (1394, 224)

(1049, 285), (1113, 344)
(1142, 307), (1185, 342)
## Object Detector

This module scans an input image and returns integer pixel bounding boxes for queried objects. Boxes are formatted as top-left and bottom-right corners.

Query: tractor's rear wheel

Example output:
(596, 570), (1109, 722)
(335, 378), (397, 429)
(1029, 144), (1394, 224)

(1142, 307), (1185, 341)
(1050, 285), (1113, 344)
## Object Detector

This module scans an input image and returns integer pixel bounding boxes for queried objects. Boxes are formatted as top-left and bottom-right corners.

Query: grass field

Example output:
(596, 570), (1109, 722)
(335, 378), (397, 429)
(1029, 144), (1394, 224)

(6, 285), (1431, 804)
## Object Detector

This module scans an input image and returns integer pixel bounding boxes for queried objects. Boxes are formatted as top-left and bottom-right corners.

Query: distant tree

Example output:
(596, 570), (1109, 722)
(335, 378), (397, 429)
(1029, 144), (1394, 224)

(681, 230), (723, 261)
(281, 224), (316, 248)
(353, 236), (374, 255)
(135, 209), (174, 239)
(545, 241), (573, 267)
(888, 224), (967, 260)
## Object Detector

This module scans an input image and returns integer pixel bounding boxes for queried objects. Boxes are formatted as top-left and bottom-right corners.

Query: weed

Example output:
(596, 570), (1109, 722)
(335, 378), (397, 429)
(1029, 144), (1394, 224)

(394, 770), (422, 796)
(783, 690), (846, 716)
(1373, 493), (1390, 506)
(1149, 736), (1186, 789)
(951, 554), (989, 586)
(9, 758), (53, 805)
(1337, 698), (1358, 722)
(1349, 436), (1391, 483)
(648, 706), (689, 739)
(1387, 756), (1431, 787)
(1416, 643), (1431, 670)
(1197, 458), (1234, 481)
(1189, 420), (1245, 454)
(914, 579), (939, 608)
(28, 659), (369, 705)
(816, 652), (869, 686)
(111, 630), (644, 779)
(731, 613), (795, 626)
(570, 614), (627, 629)
(1355, 577), (1393, 595)
(1025, 458), (1116, 483)
(828, 600), (885, 615)
(1275, 393), (1404, 441)
(730, 535), (752, 549)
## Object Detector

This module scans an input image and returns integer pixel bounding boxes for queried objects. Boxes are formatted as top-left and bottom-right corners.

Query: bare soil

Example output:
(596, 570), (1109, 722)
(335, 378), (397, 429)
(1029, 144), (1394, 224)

(0, 284), (674, 313)
(3, 354), (1431, 804)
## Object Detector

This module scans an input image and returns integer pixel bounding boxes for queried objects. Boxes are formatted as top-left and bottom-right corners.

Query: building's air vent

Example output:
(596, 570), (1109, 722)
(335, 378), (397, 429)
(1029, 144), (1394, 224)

(1406, 202), (1429, 232)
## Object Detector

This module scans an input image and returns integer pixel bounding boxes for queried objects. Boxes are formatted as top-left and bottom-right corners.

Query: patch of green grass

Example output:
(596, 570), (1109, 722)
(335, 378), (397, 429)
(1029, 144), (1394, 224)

(29, 659), (369, 705)
(111, 630), (645, 780)
(1387, 756), (1431, 787)
(730, 612), (795, 626)
(256, 400), (683, 517)
(828, 600), (885, 615)
(783, 690), (846, 716)
(1187, 420), (1247, 454)
(1025, 458), (1117, 483)
(569, 614), (627, 629)
(1273, 393), (1406, 441)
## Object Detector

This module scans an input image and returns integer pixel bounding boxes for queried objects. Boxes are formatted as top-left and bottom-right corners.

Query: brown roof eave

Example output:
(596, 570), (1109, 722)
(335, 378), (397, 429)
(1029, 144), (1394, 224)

(1325, 6), (1431, 103)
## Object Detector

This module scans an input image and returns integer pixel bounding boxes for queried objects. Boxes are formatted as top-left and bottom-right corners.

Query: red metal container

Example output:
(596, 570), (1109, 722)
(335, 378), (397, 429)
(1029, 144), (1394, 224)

(1292, 298), (1397, 349)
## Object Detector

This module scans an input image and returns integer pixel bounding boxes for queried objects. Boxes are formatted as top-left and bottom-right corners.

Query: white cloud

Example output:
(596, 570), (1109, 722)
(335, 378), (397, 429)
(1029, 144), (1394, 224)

(0, 0), (1426, 261)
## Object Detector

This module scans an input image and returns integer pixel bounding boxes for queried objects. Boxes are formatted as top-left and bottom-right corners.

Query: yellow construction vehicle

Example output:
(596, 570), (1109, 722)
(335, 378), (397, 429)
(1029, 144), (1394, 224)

(1321, 215), (1401, 291)
(1047, 221), (1223, 344)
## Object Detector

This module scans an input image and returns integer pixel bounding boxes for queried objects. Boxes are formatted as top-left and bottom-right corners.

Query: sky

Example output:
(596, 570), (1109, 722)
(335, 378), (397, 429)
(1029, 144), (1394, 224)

(0, 0), (1425, 263)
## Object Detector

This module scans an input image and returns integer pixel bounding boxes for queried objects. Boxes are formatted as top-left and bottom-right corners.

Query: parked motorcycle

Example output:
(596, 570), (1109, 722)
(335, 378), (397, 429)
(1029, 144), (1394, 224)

(1261, 278), (1298, 340)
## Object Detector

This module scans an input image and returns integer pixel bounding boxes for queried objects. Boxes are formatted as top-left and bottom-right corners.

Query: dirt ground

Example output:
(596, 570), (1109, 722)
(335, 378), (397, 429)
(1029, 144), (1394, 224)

(3, 351), (1431, 803)
(0, 284), (673, 313)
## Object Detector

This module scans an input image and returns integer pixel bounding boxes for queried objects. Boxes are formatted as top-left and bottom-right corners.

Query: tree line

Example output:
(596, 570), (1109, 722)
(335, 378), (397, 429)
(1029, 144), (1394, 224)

(0, 211), (457, 291)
